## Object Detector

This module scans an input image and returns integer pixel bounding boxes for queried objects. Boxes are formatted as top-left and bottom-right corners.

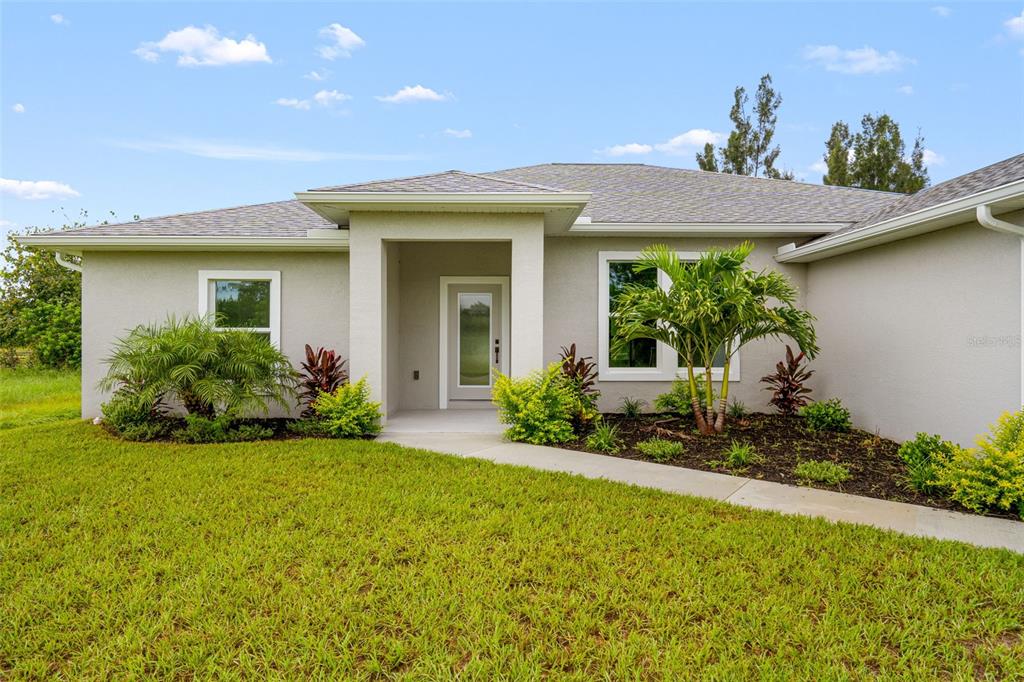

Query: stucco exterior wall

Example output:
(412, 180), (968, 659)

(80, 251), (349, 418)
(805, 217), (1022, 445)
(543, 236), (809, 412)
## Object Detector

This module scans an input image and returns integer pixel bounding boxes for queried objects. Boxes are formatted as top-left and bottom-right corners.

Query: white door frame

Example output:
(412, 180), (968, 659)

(438, 276), (510, 409)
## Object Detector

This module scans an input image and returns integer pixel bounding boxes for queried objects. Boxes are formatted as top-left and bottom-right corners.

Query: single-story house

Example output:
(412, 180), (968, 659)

(21, 154), (1024, 445)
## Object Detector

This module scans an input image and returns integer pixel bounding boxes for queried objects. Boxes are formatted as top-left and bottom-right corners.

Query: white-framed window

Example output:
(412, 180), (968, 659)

(597, 251), (739, 382)
(198, 270), (281, 347)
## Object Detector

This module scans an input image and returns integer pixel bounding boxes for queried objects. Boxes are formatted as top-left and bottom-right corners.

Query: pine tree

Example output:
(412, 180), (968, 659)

(822, 122), (851, 187)
(820, 114), (929, 193)
(695, 143), (719, 172)
(701, 74), (789, 179)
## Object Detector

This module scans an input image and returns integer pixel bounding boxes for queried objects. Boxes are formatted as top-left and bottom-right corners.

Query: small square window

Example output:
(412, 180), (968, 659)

(198, 270), (280, 346)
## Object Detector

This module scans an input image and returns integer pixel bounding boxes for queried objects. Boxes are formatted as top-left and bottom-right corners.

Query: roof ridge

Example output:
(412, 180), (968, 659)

(457, 170), (568, 192)
(310, 169), (469, 192)
(54, 198), (310, 233)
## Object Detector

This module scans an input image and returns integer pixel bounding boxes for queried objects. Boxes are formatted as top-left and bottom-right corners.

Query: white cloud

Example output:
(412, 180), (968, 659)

(376, 84), (448, 103)
(443, 128), (473, 139)
(809, 160), (829, 174)
(0, 219), (18, 229)
(654, 129), (724, 154)
(1006, 10), (1024, 38)
(0, 178), (80, 200)
(897, 84), (914, 95)
(317, 23), (365, 60)
(600, 143), (653, 157)
(50, 13), (67, 25)
(802, 44), (913, 74)
(135, 25), (271, 66)
(11, 103), (25, 113)
(275, 97), (311, 110)
(931, 6), (952, 17)
(922, 149), (946, 165)
(111, 137), (418, 162)
(313, 89), (351, 107)
(303, 69), (328, 81)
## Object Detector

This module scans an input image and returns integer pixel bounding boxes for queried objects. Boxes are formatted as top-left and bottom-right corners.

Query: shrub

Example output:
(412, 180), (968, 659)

(286, 419), (331, 438)
(585, 421), (622, 454)
(101, 392), (170, 441)
(311, 377), (383, 438)
(636, 438), (684, 463)
(492, 364), (575, 445)
(794, 460), (851, 485)
(22, 301), (81, 368)
(727, 400), (747, 419)
(100, 316), (297, 418)
(761, 345), (814, 415)
(899, 433), (957, 494)
(724, 440), (762, 468)
(934, 411), (1024, 518)
(653, 376), (714, 417)
(800, 399), (851, 433)
(170, 414), (272, 444)
(298, 345), (348, 417)
(558, 343), (600, 434)
(620, 397), (645, 419)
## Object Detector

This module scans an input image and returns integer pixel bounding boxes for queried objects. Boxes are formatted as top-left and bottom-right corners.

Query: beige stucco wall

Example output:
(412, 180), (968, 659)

(80, 251), (348, 418)
(543, 236), (809, 412)
(805, 217), (1022, 445)
(393, 241), (511, 411)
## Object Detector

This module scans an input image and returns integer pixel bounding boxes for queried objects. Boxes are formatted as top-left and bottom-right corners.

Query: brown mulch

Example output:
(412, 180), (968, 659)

(561, 412), (1019, 520)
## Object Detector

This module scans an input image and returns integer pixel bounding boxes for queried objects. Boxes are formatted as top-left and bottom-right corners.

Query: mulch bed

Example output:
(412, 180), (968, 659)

(561, 412), (1019, 520)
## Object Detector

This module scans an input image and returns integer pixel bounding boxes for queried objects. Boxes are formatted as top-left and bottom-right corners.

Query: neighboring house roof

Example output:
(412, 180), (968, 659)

(485, 163), (902, 224)
(311, 170), (565, 193)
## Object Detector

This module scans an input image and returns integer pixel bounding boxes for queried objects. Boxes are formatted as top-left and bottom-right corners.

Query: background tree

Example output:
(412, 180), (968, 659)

(697, 73), (793, 180)
(820, 114), (929, 193)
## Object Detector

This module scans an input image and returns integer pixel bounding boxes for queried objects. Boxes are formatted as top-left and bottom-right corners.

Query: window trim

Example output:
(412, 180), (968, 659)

(197, 270), (281, 347)
(597, 251), (739, 383)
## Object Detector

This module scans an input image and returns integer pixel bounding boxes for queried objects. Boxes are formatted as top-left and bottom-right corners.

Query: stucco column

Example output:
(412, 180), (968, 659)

(510, 225), (545, 376)
(348, 228), (386, 409)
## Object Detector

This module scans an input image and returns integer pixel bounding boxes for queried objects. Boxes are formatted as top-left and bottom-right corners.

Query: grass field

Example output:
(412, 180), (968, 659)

(0, 368), (79, 431)
(1, 372), (1023, 678)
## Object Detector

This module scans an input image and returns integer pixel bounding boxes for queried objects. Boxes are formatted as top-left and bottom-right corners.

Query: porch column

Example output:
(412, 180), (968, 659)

(348, 228), (387, 409)
(510, 225), (545, 376)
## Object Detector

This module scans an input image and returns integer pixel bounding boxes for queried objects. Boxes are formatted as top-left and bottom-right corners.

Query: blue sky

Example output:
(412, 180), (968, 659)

(2, 2), (1023, 235)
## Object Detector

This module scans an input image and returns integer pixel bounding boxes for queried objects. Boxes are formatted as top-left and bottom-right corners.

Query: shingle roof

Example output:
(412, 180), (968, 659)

(29, 200), (332, 238)
(485, 163), (902, 224)
(830, 152), (1024, 237)
(311, 170), (565, 193)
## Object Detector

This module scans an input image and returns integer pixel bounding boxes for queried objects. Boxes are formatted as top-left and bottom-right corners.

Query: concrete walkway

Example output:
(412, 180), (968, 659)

(379, 431), (1024, 554)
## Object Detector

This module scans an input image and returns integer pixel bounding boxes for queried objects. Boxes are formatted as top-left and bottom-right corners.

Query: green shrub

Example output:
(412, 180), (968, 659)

(899, 433), (957, 494)
(101, 392), (170, 441)
(800, 399), (851, 433)
(311, 377), (383, 438)
(724, 440), (762, 468)
(794, 460), (851, 485)
(636, 438), (684, 463)
(286, 419), (331, 438)
(100, 316), (297, 418)
(171, 414), (275, 444)
(934, 411), (1024, 518)
(492, 364), (575, 445)
(585, 421), (622, 454)
(232, 423), (275, 442)
(118, 421), (172, 443)
(22, 301), (81, 368)
(728, 400), (747, 419)
(654, 376), (717, 418)
(620, 397), (645, 419)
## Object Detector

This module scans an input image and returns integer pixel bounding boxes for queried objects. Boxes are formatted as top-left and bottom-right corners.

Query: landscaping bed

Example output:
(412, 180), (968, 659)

(562, 412), (1020, 520)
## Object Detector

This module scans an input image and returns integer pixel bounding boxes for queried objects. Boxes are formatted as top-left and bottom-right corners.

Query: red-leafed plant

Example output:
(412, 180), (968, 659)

(558, 343), (600, 434)
(760, 345), (814, 415)
(299, 344), (348, 416)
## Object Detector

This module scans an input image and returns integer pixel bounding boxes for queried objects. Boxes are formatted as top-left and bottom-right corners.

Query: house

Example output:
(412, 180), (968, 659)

(21, 155), (1024, 445)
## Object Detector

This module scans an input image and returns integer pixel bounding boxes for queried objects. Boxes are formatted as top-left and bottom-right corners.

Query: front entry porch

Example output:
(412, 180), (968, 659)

(382, 409), (503, 434)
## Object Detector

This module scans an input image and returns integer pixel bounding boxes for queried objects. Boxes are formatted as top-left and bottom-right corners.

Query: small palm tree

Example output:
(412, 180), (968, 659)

(611, 242), (817, 434)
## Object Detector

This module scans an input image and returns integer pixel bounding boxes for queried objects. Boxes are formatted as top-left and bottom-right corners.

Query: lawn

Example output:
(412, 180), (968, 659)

(0, 367), (79, 431)
(2, 376), (1023, 678)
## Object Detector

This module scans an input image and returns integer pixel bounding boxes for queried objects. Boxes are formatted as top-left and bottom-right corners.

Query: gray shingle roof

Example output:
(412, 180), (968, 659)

(485, 163), (902, 224)
(830, 152), (1024, 237)
(311, 170), (565, 193)
(29, 200), (332, 238)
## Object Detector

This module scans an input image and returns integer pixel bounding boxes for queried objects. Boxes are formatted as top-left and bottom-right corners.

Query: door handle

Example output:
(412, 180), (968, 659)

(494, 339), (500, 364)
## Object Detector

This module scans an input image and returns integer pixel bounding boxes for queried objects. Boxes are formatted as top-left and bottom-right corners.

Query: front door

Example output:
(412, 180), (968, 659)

(444, 281), (506, 405)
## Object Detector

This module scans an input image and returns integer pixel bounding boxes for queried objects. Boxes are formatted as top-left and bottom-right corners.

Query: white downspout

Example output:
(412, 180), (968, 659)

(54, 252), (82, 273)
(976, 204), (1024, 407)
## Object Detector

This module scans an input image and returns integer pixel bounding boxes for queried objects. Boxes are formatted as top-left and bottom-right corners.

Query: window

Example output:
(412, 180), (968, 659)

(597, 251), (739, 382)
(198, 270), (280, 346)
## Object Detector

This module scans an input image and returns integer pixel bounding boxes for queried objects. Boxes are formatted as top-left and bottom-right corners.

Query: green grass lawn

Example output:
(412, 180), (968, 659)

(0, 367), (80, 431)
(2, 375), (1023, 678)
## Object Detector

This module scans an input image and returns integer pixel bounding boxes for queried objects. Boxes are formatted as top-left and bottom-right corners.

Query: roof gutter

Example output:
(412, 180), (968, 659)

(54, 252), (82, 272)
(16, 234), (349, 255)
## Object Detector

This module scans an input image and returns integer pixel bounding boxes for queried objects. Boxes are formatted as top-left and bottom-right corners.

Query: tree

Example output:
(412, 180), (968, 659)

(610, 243), (817, 435)
(697, 73), (793, 180)
(820, 114), (929, 193)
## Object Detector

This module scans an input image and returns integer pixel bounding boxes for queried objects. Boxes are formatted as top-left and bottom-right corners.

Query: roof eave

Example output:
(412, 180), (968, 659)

(568, 221), (847, 238)
(16, 233), (350, 256)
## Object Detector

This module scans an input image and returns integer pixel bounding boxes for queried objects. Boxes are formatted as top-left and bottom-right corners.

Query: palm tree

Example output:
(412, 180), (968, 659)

(611, 242), (817, 434)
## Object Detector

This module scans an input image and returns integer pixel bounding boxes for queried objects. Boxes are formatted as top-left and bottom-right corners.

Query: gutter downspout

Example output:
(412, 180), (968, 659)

(977, 204), (1024, 407)
(54, 252), (82, 273)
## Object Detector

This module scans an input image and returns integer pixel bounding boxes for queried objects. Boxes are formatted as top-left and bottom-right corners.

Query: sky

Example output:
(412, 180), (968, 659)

(2, 1), (1024, 235)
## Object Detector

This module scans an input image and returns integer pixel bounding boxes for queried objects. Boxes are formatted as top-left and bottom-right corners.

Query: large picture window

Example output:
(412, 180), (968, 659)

(598, 251), (739, 382)
(198, 270), (281, 346)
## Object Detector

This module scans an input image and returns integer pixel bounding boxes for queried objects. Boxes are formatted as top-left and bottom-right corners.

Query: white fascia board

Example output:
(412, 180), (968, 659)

(15, 234), (349, 255)
(295, 190), (591, 207)
(776, 178), (1024, 263)
(569, 221), (845, 237)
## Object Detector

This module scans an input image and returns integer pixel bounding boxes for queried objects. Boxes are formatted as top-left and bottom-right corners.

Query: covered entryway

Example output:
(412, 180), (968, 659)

(440, 276), (509, 408)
